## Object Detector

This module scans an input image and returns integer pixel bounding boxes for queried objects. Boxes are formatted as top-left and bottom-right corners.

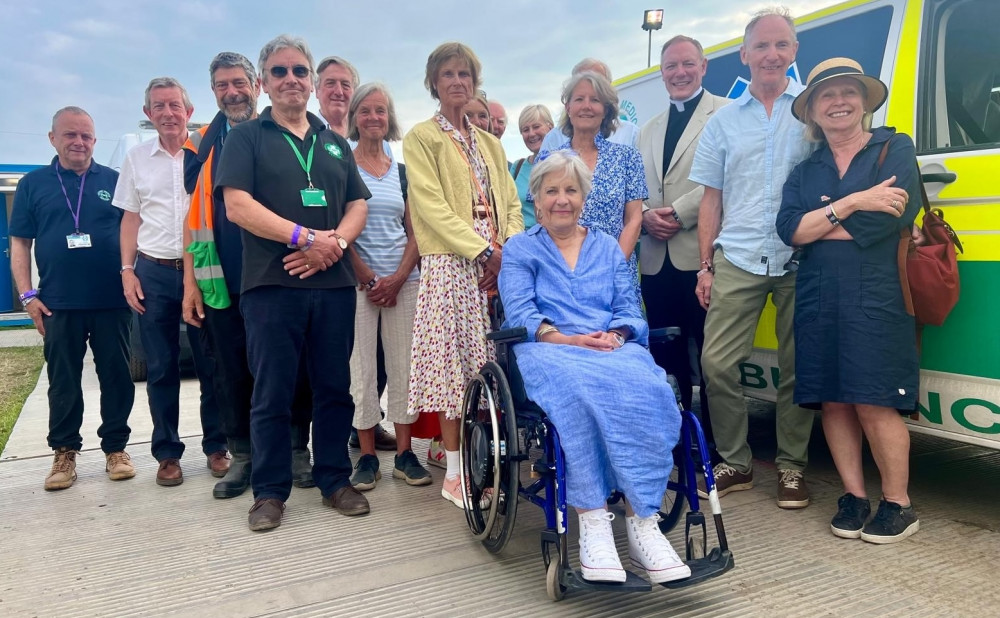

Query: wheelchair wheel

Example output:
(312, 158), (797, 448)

(658, 446), (688, 534)
(545, 549), (566, 601)
(459, 361), (520, 554)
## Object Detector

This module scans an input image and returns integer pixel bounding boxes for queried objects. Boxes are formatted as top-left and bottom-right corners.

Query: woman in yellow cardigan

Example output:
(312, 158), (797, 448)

(402, 42), (523, 507)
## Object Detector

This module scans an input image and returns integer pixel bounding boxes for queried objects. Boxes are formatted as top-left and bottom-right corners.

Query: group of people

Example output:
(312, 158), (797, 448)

(11, 3), (922, 588)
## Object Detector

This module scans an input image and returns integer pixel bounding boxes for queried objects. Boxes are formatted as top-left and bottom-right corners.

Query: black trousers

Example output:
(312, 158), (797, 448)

(241, 286), (356, 501)
(43, 308), (134, 453)
(202, 296), (312, 443)
(640, 255), (710, 421)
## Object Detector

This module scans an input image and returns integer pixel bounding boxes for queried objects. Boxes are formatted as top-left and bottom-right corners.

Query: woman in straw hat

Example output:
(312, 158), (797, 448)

(775, 58), (921, 544)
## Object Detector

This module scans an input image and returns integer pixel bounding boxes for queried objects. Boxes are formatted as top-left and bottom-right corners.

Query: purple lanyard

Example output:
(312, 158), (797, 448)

(54, 161), (86, 233)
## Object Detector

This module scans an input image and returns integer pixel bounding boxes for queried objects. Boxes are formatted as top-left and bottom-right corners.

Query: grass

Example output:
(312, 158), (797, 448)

(0, 346), (45, 454)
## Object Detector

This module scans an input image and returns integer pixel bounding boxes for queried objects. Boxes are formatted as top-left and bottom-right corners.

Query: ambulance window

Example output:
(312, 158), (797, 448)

(920, 0), (1000, 152)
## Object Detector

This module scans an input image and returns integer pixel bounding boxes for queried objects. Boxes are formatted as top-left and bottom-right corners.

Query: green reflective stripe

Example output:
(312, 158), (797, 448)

(186, 240), (231, 309)
(281, 133), (316, 187)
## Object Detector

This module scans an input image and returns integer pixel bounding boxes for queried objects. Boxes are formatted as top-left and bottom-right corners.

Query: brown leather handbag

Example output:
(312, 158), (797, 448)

(880, 143), (964, 327)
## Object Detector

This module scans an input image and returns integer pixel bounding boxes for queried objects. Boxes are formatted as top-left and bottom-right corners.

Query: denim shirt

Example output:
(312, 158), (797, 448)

(689, 79), (812, 276)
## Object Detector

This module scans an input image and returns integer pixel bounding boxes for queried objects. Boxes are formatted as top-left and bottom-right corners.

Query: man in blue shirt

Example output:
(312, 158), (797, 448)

(10, 107), (135, 491)
(690, 7), (815, 509)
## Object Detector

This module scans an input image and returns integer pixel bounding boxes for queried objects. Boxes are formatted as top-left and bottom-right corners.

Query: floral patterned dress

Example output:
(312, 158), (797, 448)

(541, 134), (648, 305)
(406, 113), (496, 422)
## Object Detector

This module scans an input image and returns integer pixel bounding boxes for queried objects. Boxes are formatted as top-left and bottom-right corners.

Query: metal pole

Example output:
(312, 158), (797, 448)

(647, 30), (652, 68)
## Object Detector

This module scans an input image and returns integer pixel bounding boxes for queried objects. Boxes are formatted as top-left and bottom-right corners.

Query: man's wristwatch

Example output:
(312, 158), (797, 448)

(333, 233), (348, 250)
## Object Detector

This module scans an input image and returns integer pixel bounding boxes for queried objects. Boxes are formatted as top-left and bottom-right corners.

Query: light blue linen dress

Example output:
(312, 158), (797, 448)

(498, 226), (681, 517)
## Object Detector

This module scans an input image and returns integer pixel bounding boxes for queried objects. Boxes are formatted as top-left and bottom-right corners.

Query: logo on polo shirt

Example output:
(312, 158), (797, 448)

(325, 143), (343, 159)
(97, 190), (112, 201)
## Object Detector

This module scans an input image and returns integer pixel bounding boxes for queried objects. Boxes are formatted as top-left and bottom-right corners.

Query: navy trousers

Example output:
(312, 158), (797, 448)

(241, 285), (355, 502)
(135, 258), (225, 460)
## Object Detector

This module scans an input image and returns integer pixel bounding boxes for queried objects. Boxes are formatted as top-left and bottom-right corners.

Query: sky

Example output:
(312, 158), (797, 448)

(0, 0), (830, 166)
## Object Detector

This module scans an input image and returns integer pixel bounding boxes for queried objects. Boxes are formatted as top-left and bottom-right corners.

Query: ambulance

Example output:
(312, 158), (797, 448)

(615, 0), (1000, 448)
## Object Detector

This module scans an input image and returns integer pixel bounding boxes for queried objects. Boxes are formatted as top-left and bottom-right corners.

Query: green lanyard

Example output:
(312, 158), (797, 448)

(282, 133), (317, 188)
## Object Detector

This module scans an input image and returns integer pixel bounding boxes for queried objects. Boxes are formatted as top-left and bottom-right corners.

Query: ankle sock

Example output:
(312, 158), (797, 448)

(445, 449), (460, 480)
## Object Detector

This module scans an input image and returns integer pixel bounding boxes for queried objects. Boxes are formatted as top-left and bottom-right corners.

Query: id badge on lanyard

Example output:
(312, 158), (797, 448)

(283, 133), (328, 208)
(55, 161), (92, 249)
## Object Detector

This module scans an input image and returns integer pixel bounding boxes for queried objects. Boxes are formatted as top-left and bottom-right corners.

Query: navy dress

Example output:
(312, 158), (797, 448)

(775, 127), (920, 413)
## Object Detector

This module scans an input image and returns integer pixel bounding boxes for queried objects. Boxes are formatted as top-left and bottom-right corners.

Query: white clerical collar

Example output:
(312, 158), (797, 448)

(669, 87), (703, 112)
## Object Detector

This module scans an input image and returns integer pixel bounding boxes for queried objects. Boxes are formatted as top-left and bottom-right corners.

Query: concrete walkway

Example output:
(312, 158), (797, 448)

(1, 355), (998, 617)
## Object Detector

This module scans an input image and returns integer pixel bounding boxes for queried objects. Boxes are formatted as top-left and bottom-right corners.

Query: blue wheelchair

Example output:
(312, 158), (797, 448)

(459, 314), (734, 601)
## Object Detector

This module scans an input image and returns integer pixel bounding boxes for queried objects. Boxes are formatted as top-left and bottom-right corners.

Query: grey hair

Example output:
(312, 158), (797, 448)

(315, 56), (360, 89)
(528, 150), (593, 205)
(144, 77), (193, 111)
(743, 6), (797, 45)
(209, 51), (256, 85)
(51, 106), (93, 131)
(347, 82), (402, 142)
(559, 71), (619, 139)
(660, 35), (705, 60)
(518, 104), (554, 130)
(572, 57), (612, 81)
(258, 34), (314, 80)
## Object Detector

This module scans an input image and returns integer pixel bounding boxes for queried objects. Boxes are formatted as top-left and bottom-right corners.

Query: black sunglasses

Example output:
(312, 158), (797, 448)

(269, 64), (310, 79)
(783, 248), (803, 272)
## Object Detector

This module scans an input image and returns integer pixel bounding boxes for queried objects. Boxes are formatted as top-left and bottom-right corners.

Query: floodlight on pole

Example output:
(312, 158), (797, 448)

(642, 9), (664, 68)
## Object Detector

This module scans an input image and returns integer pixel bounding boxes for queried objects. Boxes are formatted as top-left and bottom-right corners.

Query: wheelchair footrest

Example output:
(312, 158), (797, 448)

(563, 568), (652, 593)
(661, 548), (735, 589)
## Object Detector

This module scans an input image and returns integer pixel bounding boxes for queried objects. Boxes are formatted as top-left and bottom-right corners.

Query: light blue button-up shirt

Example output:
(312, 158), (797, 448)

(689, 79), (812, 276)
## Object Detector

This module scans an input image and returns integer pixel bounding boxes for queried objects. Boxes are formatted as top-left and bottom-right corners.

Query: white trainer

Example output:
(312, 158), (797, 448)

(626, 514), (692, 583)
(578, 510), (626, 583)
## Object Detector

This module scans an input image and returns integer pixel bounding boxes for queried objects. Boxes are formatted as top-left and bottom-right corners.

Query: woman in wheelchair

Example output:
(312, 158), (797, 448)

(497, 151), (691, 584)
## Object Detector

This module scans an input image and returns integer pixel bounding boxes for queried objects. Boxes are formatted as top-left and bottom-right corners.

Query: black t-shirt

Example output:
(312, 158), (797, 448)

(9, 157), (127, 310)
(214, 107), (371, 293)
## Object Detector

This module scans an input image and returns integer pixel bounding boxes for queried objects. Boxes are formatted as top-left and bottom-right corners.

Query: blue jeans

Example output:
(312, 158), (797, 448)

(135, 258), (225, 461)
(241, 285), (356, 502)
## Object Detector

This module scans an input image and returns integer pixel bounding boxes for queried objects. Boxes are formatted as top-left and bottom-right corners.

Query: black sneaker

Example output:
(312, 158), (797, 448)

(393, 449), (433, 486)
(860, 499), (919, 544)
(830, 493), (871, 539)
(350, 454), (381, 491)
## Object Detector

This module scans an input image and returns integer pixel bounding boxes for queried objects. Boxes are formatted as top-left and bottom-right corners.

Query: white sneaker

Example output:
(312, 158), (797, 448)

(626, 514), (691, 583)
(578, 510), (626, 583)
(427, 438), (446, 469)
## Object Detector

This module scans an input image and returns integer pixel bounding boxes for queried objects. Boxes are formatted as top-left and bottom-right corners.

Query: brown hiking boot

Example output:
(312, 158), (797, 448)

(697, 462), (754, 498)
(777, 469), (810, 509)
(45, 447), (78, 491)
(105, 451), (136, 481)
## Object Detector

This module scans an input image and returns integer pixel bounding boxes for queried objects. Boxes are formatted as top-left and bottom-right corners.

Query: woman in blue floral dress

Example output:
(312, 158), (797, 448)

(538, 71), (647, 304)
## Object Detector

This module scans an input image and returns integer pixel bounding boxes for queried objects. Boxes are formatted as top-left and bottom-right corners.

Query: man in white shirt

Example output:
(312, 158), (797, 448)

(114, 77), (228, 487)
(539, 57), (640, 152)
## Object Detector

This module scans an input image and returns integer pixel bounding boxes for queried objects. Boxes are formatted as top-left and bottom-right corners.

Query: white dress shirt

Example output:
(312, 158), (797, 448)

(112, 138), (188, 259)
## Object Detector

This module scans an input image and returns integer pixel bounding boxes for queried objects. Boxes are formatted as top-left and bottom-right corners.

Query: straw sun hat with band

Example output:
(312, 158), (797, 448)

(791, 57), (888, 129)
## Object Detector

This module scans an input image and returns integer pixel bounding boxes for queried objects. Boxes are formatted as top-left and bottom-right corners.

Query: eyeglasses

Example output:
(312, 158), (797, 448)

(269, 65), (310, 79)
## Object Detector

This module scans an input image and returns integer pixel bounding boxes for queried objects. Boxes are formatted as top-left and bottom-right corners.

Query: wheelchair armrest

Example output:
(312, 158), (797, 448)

(649, 327), (682, 342)
(487, 326), (528, 344)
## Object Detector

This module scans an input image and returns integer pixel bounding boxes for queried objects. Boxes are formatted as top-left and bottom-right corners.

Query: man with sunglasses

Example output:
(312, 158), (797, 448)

(115, 77), (229, 488)
(215, 35), (371, 531)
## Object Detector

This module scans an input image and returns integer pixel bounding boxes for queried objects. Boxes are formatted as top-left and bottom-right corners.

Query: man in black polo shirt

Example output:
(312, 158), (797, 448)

(215, 35), (370, 531)
(10, 106), (135, 491)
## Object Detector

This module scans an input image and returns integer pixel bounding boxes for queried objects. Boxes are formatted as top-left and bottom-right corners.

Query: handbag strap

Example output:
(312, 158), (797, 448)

(879, 139), (917, 317)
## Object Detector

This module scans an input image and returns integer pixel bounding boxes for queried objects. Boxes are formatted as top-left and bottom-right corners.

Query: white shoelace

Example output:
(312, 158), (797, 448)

(580, 511), (619, 563)
(713, 462), (738, 478)
(779, 469), (803, 489)
(631, 515), (680, 561)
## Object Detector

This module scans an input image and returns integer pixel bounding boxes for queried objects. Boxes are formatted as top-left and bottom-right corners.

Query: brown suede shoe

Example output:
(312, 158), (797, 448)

(105, 451), (136, 481)
(248, 498), (285, 531)
(207, 450), (231, 478)
(322, 485), (371, 516)
(156, 458), (183, 486)
(45, 447), (78, 491)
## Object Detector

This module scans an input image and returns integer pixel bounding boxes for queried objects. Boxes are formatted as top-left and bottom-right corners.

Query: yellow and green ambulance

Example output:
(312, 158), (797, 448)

(617, 0), (1000, 448)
